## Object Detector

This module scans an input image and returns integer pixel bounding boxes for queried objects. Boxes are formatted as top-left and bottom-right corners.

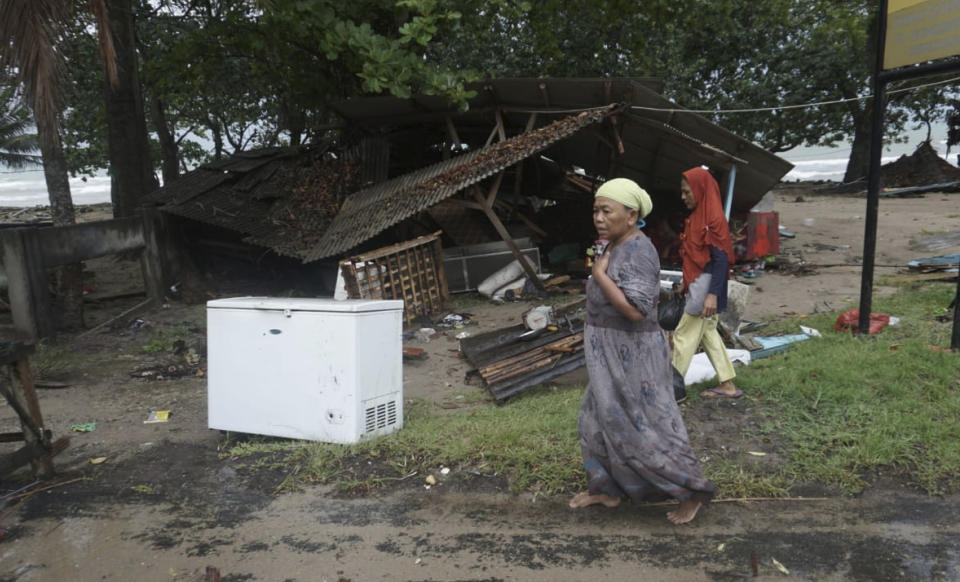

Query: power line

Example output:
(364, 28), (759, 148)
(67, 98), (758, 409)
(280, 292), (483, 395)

(630, 74), (960, 115)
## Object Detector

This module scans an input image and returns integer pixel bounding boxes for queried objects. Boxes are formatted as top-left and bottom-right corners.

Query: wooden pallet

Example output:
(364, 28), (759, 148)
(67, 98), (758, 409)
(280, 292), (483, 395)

(339, 231), (450, 326)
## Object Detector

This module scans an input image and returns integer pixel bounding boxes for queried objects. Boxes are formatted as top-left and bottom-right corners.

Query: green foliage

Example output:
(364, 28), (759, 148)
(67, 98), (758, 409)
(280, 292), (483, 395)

(0, 83), (40, 168)
(141, 323), (193, 353)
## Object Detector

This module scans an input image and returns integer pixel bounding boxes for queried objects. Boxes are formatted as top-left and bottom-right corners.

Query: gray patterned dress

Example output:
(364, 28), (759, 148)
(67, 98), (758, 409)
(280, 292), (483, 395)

(578, 235), (715, 504)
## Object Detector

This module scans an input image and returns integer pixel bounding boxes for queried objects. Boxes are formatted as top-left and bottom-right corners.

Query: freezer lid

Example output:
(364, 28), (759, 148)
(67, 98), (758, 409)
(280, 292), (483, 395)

(206, 296), (404, 313)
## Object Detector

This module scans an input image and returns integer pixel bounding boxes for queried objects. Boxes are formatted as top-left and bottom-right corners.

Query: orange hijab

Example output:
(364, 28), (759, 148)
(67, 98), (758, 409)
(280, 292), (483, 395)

(680, 167), (734, 287)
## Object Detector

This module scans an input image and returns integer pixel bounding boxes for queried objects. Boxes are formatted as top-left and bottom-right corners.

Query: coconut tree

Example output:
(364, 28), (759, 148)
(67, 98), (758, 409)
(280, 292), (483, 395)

(0, 85), (40, 168)
(0, 0), (121, 330)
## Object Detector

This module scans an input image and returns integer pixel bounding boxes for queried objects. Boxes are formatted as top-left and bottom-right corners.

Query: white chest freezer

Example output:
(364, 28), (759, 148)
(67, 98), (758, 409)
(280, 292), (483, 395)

(206, 297), (404, 444)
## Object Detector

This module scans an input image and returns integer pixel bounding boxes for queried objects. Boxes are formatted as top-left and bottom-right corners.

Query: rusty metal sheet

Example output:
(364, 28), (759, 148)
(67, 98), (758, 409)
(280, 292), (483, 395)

(299, 107), (614, 262)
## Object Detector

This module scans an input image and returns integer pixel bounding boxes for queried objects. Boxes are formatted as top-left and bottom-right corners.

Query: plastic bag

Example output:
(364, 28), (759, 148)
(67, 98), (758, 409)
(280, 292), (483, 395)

(672, 365), (687, 403)
(834, 309), (890, 334)
(658, 293), (686, 331)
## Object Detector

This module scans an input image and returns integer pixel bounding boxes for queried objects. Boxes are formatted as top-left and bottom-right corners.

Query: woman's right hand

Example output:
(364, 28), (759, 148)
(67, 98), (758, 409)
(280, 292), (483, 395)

(592, 250), (610, 279)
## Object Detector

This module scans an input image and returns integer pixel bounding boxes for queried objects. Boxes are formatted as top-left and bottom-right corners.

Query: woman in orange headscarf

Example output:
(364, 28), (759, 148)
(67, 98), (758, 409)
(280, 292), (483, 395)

(672, 167), (742, 399)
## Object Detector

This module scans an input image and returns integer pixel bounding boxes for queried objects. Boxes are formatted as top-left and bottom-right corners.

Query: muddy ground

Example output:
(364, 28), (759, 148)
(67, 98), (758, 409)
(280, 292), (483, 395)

(1, 186), (960, 581)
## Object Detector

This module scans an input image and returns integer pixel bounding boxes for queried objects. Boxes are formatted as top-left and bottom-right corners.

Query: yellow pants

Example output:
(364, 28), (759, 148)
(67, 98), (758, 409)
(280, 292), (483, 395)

(671, 312), (736, 383)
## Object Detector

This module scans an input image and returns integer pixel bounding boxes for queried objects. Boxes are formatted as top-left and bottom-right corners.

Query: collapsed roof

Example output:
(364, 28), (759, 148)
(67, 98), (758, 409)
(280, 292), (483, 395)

(147, 78), (793, 263)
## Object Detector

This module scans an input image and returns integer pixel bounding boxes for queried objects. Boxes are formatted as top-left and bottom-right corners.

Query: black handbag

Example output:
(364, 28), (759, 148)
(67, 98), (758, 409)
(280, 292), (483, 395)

(658, 292), (685, 331)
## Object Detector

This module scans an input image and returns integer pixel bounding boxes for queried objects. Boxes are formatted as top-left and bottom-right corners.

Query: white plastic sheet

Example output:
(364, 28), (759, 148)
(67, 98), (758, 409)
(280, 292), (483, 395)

(683, 348), (751, 386)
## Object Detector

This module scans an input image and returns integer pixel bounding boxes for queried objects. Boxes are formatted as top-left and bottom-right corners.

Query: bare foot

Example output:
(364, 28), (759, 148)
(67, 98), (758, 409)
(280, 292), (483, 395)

(569, 491), (621, 509)
(700, 380), (743, 399)
(666, 498), (702, 524)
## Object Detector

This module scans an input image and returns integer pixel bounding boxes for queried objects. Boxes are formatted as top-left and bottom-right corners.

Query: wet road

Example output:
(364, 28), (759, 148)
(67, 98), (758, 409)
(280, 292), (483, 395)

(4, 477), (959, 581)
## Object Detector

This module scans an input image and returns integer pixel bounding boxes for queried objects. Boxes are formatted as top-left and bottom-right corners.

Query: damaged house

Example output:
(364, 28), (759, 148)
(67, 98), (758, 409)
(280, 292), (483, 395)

(146, 78), (793, 324)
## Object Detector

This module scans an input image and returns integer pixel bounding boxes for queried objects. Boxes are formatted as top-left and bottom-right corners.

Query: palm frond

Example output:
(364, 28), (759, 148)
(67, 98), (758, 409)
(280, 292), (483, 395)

(0, 0), (71, 136)
(88, 0), (117, 86)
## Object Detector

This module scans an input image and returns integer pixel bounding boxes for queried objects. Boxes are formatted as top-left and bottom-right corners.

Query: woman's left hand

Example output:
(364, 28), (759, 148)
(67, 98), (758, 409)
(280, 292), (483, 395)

(702, 293), (718, 318)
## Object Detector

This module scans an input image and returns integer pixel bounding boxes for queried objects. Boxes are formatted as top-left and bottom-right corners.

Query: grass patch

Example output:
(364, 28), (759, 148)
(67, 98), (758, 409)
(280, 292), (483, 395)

(228, 283), (960, 498)
(141, 323), (194, 352)
(741, 283), (960, 494)
(29, 340), (82, 379)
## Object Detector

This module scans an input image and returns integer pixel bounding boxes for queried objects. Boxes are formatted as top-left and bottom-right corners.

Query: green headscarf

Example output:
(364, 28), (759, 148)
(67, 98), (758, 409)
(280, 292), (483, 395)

(595, 178), (653, 219)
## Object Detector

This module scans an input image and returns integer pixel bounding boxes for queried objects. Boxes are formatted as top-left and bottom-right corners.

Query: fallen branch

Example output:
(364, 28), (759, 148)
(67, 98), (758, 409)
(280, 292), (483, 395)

(1, 476), (86, 503)
(78, 299), (154, 338)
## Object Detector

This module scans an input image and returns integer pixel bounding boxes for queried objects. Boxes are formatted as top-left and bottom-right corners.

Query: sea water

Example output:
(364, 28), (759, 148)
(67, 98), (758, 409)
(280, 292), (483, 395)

(0, 136), (956, 207)
(0, 169), (112, 207)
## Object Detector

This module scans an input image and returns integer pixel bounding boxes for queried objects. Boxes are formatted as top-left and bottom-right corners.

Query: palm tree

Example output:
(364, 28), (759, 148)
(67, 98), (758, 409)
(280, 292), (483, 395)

(0, 0), (124, 331)
(0, 86), (40, 168)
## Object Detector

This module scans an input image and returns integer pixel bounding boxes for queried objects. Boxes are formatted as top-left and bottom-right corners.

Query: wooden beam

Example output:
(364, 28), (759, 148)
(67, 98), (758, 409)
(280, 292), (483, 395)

(494, 109), (507, 142)
(483, 171), (506, 209)
(471, 185), (545, 292)
(446, 199), (485, 212)
(444, 116), (463, 151)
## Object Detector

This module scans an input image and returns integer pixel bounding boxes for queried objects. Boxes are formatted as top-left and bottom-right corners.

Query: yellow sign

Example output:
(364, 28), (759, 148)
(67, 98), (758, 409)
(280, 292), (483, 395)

(885, 0), (960, 69)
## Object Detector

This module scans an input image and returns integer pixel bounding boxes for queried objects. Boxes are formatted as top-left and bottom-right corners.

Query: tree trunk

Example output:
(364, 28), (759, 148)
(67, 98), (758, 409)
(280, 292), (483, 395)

(151, 96), (179, 185)
(35, 114), (84, 331)
(843, 111), (873, 185)
(104, 0), (157, 218)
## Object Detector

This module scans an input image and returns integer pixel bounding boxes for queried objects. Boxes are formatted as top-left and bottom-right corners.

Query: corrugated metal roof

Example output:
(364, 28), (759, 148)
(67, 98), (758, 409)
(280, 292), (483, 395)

(298, 107), (614, 262)
(334, 78), (794, 214)
(148, 78), (794, 265)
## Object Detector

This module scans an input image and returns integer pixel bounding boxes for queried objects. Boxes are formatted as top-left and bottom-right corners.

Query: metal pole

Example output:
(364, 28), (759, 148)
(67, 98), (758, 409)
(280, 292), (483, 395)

(952, 266), (960, 350)
(857, 0), (889, 336)
(723, 164), (737, 220)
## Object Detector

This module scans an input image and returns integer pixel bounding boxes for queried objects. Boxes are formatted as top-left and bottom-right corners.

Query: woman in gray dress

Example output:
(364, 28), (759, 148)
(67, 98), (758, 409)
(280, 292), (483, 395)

(569, 178), (715, 525)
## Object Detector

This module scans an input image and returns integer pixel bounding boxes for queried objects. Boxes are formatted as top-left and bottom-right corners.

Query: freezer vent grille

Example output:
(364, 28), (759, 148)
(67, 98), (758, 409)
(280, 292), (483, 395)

(364, 400), (397, 433)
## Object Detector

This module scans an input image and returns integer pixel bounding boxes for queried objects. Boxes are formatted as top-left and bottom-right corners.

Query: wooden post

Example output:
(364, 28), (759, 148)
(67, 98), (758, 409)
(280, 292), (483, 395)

(472, 176), (544, 292)
(140, 208), (168, 305)
(0, 343), (57, 479)
(1, 229), (54, 339)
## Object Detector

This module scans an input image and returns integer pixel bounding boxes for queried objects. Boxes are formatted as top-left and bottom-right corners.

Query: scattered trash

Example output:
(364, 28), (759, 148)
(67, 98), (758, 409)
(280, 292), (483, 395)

(89, 457), (108, 465)
(437, 313), (474, 328)
(130, 365), (193, 380)
(416, 328), (437, 342)
(523, 305), (554, 330)
(131, 485), (154, 494)
(750, 334), (812, 359)
(478, 258), (536, 298)
(455, 331), (471, 339)
(129, 318), (146, 329)
(716, 543), (726, 552)
(425, 474), (437, 485)
(184, 348), (201, 366)
(144, 410), (171, 424)
(71, 422), (97, 433)
(402, 346), (428, 360)
(747, 451), (767, 456)
(907, 253), (960, 273)
(415, 558), (422, 565)
(683, 349), (751, 386)
(771, 557), (790, 575)
(440, 467), (450, 475)
(799, 325), (821, 337)
(834, 309), (891, 334)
